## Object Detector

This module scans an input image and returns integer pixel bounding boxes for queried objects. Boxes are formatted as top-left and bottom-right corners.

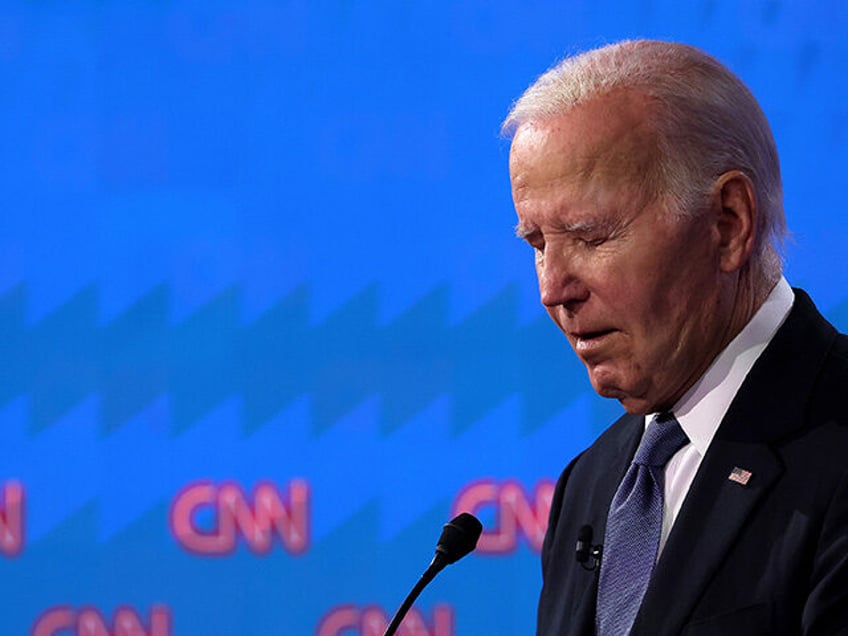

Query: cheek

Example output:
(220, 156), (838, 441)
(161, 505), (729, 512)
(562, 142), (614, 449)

(606, 286), (681, 366)
(602, 277), (662, 330)
(624, 296), (708, 380)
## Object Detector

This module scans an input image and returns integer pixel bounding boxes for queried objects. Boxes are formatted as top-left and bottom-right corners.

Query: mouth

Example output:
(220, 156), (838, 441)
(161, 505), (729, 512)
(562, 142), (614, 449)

(571, 329), (616, 351)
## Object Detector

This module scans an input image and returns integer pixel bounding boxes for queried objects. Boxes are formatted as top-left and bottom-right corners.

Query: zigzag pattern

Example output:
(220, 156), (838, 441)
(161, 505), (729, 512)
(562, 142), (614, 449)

(6, 280), (848, 546)
(2, 386), (600, 545)
(0, 282), (589, 435)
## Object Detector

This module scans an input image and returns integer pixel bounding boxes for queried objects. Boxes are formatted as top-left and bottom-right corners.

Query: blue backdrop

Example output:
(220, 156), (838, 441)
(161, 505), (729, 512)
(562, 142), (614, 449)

(2, 1), (848, 634)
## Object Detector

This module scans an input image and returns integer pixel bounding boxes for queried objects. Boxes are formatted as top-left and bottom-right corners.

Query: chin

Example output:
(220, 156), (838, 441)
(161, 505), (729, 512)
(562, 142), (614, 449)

(592, 378), (653, 415)
(616, 397), (654, 416)
(589, 370), (624, 399)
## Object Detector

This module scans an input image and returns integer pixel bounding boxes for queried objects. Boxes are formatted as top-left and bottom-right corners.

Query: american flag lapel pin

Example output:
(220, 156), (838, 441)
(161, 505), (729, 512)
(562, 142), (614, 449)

(728, 466), (753, 486)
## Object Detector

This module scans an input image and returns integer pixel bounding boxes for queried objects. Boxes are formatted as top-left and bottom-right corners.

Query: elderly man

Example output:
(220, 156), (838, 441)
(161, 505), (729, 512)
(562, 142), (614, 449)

(505, 40), (848, 635)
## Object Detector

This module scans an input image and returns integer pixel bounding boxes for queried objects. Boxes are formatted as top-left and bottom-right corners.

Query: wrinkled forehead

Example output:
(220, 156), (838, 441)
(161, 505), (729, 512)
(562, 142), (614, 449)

(509, 91), (663, 198)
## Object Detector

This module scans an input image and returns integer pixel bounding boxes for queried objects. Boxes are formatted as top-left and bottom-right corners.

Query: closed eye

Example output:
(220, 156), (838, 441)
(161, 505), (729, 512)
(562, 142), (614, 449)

(578, 236), (607, 248)
(516, 227), (545, 253)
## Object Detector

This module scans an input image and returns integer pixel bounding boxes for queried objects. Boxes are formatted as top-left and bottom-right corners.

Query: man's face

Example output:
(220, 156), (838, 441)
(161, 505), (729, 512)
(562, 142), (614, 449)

(509, 92), (732, 414)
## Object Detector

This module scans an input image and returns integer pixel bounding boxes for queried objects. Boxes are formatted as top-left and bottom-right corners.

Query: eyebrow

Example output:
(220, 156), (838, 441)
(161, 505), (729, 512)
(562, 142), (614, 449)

(514, 223), (536, 239)
(514, 218), (613, 239)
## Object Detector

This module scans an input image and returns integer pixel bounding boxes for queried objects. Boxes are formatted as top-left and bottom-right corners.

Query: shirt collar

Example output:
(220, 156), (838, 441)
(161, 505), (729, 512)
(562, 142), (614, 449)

(648, 277), (794, 455)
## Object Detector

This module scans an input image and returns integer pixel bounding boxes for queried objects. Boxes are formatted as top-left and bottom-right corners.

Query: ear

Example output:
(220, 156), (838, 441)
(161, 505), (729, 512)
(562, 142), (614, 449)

(712, 171), (757, 273)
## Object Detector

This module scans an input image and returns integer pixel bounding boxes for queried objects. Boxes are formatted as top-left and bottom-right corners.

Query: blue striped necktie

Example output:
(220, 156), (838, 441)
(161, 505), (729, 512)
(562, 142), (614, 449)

(596, 412), (689, 635)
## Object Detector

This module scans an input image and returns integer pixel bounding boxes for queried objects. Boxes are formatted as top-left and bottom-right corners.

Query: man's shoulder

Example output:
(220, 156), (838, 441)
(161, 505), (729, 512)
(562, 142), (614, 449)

(827, 327), (848, 364)
(785, 289), (848, 413)
(806, 328), (848, 424)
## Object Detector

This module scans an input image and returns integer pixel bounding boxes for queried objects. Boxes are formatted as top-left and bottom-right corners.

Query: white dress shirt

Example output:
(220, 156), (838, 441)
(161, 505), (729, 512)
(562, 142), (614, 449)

(648, 277), (794, 556)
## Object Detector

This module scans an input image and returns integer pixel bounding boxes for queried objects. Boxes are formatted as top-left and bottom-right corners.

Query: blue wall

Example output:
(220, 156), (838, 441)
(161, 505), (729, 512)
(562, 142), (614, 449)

(2, 1), (848, 634)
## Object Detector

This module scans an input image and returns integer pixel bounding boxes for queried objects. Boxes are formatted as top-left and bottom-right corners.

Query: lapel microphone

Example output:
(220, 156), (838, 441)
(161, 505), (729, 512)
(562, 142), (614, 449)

(383, 513), (483, 636)
(575, 524), (603, 571)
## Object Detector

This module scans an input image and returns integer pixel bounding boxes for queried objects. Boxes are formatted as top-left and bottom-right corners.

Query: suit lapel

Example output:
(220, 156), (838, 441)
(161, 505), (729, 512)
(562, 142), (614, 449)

(569, 414), (644, 636)
(631, 289), (837, 634)
(632, 438), (782, 634)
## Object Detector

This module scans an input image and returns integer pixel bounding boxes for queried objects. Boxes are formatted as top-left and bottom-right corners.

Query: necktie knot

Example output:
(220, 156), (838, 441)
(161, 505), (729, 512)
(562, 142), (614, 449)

(633, 412), (689, 468)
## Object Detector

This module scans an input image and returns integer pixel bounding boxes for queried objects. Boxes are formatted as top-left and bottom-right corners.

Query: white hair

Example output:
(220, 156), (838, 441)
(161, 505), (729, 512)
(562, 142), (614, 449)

(503, 40), (785, 280)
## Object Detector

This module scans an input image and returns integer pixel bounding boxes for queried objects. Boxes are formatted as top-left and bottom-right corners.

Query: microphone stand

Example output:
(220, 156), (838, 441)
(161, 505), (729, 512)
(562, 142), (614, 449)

(382, 513), (481, 636)
(382, 554), (446, 636)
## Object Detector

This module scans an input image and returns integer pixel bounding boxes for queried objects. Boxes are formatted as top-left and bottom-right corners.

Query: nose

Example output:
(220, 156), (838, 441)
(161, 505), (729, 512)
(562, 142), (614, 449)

(537, 249), (589, 309)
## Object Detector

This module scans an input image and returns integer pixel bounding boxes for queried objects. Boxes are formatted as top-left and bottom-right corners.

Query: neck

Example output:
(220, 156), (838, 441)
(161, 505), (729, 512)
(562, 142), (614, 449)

(721, 263), (779, 352)
(651, 265), (778, 415)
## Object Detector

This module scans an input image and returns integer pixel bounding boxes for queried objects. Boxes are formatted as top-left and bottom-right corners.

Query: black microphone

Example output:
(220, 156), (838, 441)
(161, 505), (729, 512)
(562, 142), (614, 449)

(575, 524), (602, 571)
(383, 513), (483, 636)
(575, 524), (593, 564)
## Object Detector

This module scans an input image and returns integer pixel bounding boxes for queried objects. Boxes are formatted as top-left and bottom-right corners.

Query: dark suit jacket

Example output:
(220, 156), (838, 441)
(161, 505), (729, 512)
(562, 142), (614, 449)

(537, 290), (848, 635)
